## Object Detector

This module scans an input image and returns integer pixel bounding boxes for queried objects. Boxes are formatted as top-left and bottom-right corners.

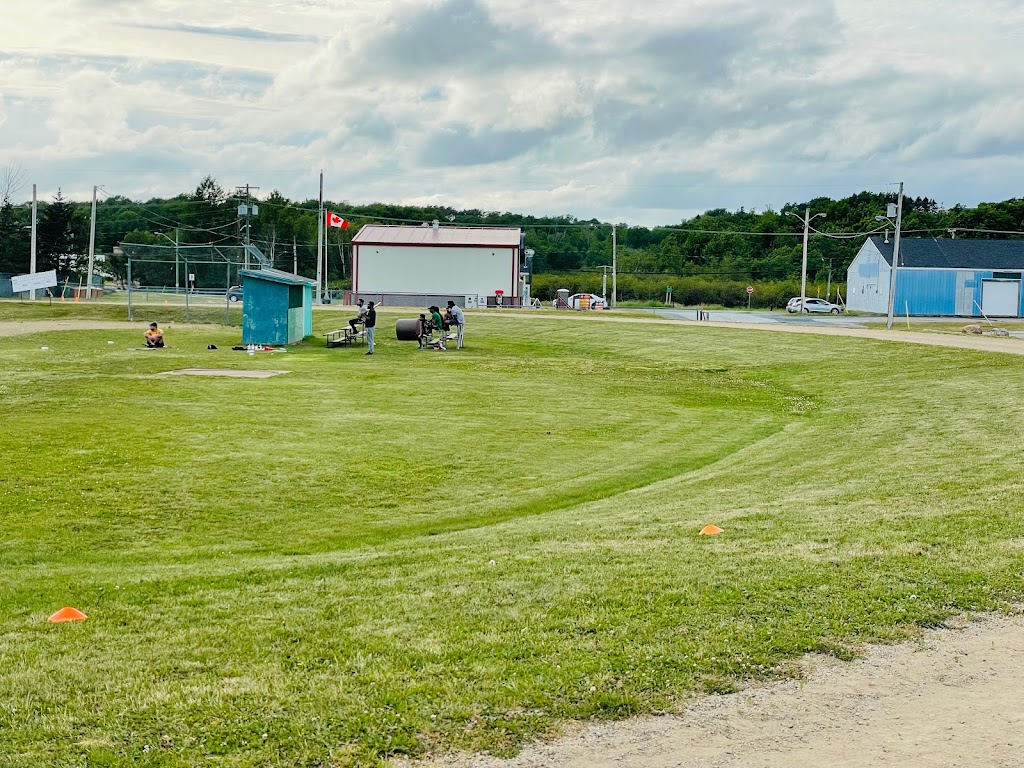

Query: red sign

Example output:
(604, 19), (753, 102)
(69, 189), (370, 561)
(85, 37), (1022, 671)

(746, 285), (754, 294)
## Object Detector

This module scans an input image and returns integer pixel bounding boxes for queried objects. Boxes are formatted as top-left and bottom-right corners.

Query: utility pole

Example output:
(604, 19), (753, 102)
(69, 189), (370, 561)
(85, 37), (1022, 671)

(29, 184), (37, 300)
(800, 208), (810, 313)
(884, 182), (905, 330)
(316, 170), (324, 305)
(235, 184), (259, 270)
(174, 227), (179, 292)
(612, 224), (617, 307)
(293, 236), (297, 275)
(86, 185), (97, 299)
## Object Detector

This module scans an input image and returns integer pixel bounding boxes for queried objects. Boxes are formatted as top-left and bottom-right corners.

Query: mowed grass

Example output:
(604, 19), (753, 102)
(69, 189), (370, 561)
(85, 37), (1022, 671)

(1, 303), (1023, 766)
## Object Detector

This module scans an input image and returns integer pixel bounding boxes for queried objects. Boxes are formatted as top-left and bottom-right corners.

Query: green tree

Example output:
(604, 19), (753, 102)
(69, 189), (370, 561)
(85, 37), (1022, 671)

(38, 189), (81, 279)
(0, 195), (28, 273)
(0, 162), (30, 273)
(186, 176), (231, 241)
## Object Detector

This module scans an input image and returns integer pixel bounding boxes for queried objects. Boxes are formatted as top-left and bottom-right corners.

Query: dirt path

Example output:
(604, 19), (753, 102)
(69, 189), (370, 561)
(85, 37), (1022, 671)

(401, 612), (1024, 768)
(0, 320), (208, 338)
(695, 320), (1024, 356)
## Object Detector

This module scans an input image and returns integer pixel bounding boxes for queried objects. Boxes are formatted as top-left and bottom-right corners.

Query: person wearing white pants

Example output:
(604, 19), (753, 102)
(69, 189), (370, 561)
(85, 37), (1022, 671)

(446, 300), (465, 349)
(365, 301), (376, 355)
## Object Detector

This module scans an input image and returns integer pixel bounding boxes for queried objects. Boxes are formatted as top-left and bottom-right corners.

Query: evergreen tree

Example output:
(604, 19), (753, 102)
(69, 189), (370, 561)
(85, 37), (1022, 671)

(0, 195), (28, 273)
(38, 189), (80, 278)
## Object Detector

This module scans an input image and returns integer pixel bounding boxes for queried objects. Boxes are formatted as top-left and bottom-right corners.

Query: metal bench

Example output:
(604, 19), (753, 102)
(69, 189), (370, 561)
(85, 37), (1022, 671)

(325, 328), (364, 348)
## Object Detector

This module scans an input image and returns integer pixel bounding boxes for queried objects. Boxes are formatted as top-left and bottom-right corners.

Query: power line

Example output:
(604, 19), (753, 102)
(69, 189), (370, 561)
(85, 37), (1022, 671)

(948, 227), (1024, 236)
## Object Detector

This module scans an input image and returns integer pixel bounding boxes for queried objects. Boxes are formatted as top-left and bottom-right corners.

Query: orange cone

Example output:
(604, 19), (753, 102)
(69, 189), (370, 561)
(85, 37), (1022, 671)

(60, 295), (65, 302)
(74, 295), (79, 303)
(163, 300), (169, 306)
(49, 607), (87, 623)
(699, 524), (723, 536)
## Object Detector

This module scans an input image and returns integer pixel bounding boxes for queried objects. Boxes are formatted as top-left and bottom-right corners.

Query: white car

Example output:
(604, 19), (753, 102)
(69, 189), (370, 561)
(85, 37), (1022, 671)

(786, 297), (843, 314)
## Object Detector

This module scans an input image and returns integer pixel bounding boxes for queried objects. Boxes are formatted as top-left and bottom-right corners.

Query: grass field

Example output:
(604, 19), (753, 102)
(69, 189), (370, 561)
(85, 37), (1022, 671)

(2, 302), (1023, 766)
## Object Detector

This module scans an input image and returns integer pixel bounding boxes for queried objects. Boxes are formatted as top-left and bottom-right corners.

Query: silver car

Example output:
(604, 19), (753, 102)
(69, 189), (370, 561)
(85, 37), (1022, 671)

(786, 297), (843, 314)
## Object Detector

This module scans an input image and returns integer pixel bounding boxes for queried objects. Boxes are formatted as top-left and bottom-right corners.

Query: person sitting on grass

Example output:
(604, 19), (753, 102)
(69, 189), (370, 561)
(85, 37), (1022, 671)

(144, 322), (165, 348)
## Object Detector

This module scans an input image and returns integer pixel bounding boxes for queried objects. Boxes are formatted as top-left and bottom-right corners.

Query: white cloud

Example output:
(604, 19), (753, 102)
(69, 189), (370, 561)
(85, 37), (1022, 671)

(2, 0), (1024, 224)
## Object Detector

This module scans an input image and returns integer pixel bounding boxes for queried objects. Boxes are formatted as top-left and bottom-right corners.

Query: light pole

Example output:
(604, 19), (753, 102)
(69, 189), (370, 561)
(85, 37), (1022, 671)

(86, 185), (97, 298)
(611, 224), (617, 308)
(30, 184), (37, 300)
(875, 182), (905, 330)
(787, 208), (826, 313)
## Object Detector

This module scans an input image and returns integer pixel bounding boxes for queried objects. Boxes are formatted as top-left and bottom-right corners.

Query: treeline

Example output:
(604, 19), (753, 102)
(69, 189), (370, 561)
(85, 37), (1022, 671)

(2, 176), (1024, 304)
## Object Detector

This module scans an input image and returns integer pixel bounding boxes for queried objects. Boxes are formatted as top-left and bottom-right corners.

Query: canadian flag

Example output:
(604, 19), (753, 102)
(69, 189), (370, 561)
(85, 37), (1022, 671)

(326, 211), (349, 229)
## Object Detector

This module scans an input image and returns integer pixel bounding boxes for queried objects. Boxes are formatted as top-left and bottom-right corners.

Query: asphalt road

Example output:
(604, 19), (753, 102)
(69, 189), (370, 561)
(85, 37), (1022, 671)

(636, 308), (989, 328)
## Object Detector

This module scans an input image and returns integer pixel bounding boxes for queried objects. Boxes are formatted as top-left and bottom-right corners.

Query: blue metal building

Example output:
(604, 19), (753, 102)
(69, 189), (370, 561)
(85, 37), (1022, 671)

(847, 236), (1024, 317)
(240, 268), (317, 345)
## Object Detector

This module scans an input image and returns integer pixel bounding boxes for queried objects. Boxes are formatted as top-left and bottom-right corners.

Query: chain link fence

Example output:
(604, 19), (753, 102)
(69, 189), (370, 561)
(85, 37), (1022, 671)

(119, 243), (271, 324)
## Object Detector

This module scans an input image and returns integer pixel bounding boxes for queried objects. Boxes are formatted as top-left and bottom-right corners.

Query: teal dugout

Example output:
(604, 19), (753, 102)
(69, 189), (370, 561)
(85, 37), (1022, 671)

(240, 269), (317, 345)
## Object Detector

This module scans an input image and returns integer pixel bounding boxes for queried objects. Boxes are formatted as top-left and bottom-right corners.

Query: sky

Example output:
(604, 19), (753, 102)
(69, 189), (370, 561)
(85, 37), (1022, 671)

(2, 0), (1023, 226)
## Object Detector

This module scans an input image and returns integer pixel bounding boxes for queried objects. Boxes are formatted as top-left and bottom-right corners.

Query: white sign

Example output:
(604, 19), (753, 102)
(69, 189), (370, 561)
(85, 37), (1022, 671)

(746, 285), (754, 294)
(11, 270), (58, 293)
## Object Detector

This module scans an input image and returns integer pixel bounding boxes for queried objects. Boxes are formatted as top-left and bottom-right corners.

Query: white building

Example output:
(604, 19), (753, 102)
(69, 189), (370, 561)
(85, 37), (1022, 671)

(351, 224), (523, 307)
(846, 236), (894, 314)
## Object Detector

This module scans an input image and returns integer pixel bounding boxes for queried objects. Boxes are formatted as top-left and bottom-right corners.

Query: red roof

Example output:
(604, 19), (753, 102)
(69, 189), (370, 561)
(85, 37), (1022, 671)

(352, 224), (521, 247)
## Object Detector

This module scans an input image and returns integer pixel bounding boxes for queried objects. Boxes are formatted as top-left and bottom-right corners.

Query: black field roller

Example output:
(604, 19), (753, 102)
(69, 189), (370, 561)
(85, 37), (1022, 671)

(395, 318), (421, 341)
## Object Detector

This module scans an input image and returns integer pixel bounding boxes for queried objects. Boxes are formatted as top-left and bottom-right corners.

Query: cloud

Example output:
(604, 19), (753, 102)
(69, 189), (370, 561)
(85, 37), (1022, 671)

(420, 124), (562, 166)
(130, 22), (320, 44)
(365, 0), (555, 75)
(3, 0), (1024, 224)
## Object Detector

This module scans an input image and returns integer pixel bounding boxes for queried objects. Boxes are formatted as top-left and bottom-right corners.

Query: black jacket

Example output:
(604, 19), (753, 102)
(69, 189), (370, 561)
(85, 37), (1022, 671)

(365, 308), (376, 328)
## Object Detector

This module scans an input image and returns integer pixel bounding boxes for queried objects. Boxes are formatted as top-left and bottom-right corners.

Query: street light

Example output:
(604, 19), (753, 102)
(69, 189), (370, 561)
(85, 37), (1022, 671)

(875, 182), (904, 330)
(787, 208), (826, 313)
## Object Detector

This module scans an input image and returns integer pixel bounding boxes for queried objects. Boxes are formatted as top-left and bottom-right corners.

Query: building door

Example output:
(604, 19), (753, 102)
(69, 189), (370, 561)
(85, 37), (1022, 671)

(981, 279), (1021, 317)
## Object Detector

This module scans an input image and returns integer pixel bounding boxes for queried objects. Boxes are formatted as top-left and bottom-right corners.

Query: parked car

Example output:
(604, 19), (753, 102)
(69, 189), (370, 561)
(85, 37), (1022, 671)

(226, 286), (243, 303)
(786, 297), (843, 314)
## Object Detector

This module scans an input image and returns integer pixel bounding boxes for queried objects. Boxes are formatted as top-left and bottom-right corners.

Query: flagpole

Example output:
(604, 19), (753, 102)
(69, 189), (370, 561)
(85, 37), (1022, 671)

(316, 169), (324, 305)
